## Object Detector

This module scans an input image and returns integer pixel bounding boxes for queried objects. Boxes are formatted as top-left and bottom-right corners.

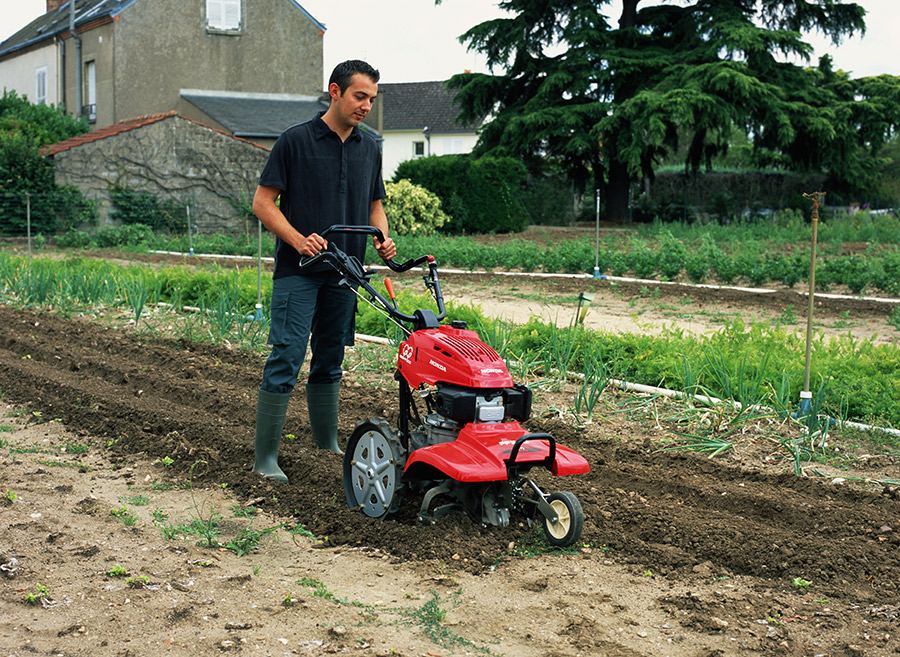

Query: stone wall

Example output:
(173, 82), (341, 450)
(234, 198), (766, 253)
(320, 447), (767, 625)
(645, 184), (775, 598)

(52, 115), (269, 233)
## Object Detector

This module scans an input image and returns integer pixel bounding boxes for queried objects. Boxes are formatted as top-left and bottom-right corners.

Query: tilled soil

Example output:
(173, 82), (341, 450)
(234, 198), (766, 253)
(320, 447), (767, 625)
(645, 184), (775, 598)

(1, 302), (900, 657)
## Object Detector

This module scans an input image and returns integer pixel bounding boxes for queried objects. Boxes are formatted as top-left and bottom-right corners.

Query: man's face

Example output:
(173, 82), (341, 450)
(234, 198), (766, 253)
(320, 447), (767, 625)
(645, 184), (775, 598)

(330, 73), (378, 129)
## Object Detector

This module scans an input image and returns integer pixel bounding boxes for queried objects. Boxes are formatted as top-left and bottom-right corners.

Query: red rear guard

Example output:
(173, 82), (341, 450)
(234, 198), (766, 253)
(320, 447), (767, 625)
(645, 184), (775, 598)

(404, 422), (590, 482)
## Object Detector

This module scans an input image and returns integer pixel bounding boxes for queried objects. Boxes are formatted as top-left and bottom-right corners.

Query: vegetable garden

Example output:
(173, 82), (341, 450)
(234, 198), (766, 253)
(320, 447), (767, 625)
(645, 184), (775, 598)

(1, 219), (899, 657)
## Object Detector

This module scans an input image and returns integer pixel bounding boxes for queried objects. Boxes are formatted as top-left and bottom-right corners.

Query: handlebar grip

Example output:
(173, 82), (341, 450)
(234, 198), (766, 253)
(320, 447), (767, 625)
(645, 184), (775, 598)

(321, 224), (385, 244)
(298, 250), (327, 269)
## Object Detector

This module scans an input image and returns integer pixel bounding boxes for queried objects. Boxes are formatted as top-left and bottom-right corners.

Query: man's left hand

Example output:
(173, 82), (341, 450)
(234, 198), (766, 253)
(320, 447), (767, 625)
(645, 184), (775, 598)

(374, 236), (396, 261)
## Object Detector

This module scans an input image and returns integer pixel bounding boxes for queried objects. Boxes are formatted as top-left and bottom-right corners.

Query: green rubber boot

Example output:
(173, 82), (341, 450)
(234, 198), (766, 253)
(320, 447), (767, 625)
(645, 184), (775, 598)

(306, 382), (342, 454)
(253, 389), (291, 482)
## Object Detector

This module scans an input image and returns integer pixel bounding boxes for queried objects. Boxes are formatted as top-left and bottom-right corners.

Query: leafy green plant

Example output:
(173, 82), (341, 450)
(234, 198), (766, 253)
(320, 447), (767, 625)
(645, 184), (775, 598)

(224, 522), (283, 557)
(574, 353), (612, 419)
(126, 575), (150, 588)
(123, 276), (151, 326)
(397, 590), (491, 653)
(792, 576), (812, 589)
(383, 179), (449, 236)
(231, 504), (257, 518)
(23, 583), (51, 605)
(778, 305), (798, 325)
(888, 306), (900, 332)
(108, 565), (128, 577)
(186, 460), (222, 548)
(110, 506), (138, 526)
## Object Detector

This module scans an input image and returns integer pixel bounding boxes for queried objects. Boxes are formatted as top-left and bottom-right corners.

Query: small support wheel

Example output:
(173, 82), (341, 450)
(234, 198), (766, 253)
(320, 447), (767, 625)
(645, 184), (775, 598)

(343, 417), (407, 519)
(542, 491), (584, 547)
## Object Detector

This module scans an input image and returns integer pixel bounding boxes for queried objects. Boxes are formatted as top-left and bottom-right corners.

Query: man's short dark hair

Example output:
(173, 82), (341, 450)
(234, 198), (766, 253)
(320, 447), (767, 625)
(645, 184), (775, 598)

(329, 60), (380, 94)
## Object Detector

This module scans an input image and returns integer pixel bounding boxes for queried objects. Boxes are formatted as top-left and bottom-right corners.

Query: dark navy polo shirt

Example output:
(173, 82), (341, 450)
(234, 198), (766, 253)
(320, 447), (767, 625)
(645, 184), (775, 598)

(258, 111), (386, 278)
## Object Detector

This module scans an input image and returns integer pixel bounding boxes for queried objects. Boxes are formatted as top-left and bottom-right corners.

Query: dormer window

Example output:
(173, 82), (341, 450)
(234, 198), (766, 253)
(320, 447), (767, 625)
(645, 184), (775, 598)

(207, 0), (241, 31)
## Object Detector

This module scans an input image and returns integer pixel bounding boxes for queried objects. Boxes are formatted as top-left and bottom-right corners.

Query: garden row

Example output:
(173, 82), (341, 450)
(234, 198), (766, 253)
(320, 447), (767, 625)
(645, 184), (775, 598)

(2, 252), (899, 433)
(45, 210), (900, 295)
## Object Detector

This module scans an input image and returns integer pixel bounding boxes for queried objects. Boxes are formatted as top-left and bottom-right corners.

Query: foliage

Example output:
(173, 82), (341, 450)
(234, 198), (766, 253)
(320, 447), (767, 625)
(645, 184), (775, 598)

(394, 154), (528, 233)
(382, 179), (449, 236)
(0, 137), (97, 235)
(380, 215), (900, 294)
(0, 89), (89, 145)
(93, 223), (156, 248)
(0, 91), (95, 235)
(439, 0), (897, 220)
(109, 184), (188, 232)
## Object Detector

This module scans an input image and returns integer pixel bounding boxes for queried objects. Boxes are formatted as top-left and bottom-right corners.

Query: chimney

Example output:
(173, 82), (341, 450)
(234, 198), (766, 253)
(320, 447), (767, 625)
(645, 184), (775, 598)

(46, 0), (67, 12)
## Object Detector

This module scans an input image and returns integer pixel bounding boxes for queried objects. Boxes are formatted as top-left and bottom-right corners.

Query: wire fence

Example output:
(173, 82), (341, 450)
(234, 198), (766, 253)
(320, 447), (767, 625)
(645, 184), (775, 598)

(0, 189), (257, 239)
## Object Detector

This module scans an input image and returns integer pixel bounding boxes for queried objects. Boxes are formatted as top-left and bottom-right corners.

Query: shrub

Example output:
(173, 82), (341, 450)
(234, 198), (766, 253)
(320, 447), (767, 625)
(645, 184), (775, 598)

(55, 228), (93, 249)
(394, 154), (528, 234)
(0, 91), (94, 236)
(109, 185), (187, 232)
(0, 135), (97, 235)
(94, 223), (155, 248)
(383, 180), (449, 236)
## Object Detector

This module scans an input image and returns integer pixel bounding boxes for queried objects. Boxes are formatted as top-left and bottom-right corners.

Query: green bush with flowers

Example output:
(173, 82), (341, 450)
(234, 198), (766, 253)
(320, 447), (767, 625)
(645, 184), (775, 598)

(382, 179), (449, 236)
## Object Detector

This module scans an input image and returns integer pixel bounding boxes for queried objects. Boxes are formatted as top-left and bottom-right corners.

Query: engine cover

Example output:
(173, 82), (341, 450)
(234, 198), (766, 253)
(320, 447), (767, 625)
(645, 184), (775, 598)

(397, 324), (514, 389)
(433, 383), (532, 424)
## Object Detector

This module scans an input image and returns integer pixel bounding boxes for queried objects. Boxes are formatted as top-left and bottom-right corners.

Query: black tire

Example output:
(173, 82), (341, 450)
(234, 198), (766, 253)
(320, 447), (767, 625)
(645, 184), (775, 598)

(343, 417), (407, 519)
(542, 491), (584, 547)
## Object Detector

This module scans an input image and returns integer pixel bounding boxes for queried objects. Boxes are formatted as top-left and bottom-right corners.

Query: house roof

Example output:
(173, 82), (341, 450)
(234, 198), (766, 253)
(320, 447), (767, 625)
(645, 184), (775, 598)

(378, 81), (483, 133)
(181, 90), (329, 139)
(42, 111), (269, 156)
(0, 0), (326, 60)
(0, 0), (136, 59)
(180, 90), (382, 140)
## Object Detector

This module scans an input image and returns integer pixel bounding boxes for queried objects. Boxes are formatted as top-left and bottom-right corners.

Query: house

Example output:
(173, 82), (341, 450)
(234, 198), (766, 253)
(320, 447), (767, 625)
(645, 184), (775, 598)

(0, 0), (325, 129)
(43, 111), (270, 233)
(364, 81), (485, 180)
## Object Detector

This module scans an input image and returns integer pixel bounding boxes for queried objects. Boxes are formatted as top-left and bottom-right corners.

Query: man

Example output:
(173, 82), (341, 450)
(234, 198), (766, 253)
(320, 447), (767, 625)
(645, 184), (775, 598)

(251, 60), (395, 482)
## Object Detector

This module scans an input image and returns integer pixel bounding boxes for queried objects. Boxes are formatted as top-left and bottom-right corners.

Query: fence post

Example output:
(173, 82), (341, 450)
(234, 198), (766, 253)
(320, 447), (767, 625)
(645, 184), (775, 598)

(252, 218), (263, 321)
(798, 191), (825, 418)
(593, 188), (601, 279)
(186, 203), (195, 257)
(26, 192), (32, 266)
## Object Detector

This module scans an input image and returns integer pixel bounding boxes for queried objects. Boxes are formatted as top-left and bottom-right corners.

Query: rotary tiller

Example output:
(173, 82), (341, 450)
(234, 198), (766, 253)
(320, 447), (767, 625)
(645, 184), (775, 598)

(301, 225), (590, 546)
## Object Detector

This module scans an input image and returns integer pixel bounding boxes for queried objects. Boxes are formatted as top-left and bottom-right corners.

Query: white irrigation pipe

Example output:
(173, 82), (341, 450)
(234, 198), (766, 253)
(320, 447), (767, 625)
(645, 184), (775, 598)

(152, 248), (900, 435)
(607, 378), (900, 439)
(352, 333), (900, 440)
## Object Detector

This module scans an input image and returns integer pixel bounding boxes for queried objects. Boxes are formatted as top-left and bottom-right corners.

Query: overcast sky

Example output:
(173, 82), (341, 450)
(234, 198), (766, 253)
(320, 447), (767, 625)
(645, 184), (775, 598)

(2, 0), (898, 86)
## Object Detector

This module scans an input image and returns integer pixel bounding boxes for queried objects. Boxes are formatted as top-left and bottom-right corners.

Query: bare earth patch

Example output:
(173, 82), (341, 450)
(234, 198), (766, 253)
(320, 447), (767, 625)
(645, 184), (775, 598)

(1, 299), (899, 657)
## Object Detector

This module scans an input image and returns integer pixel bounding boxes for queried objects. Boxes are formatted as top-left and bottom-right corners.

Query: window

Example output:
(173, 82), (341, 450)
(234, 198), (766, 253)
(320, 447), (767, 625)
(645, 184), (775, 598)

(35, 66), (48, 104)
(207, 0), (241, 30)
(83, 60), (96, 122)
(413, 141), (425, 157)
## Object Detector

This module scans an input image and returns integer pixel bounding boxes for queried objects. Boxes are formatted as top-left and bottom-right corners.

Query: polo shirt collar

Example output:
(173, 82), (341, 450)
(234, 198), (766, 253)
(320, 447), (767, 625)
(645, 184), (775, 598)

(313, 110), (362, 142)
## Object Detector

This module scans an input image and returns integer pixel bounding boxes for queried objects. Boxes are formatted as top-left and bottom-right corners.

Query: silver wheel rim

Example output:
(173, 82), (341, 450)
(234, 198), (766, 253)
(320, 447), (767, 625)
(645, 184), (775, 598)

(350, 428), (397, 517)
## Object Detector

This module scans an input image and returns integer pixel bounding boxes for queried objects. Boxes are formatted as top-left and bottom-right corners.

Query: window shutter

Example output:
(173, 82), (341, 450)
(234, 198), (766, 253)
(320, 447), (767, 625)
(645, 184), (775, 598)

(35, 67), (47, 104)
(207, 0), (240, 29)
(223, 0), (240, 29)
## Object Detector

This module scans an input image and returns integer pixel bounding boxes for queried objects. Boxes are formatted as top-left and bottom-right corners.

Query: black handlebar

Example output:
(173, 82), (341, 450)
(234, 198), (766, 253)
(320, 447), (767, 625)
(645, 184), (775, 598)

(298, 225), (431, 273)
(297, 224), (446, 328)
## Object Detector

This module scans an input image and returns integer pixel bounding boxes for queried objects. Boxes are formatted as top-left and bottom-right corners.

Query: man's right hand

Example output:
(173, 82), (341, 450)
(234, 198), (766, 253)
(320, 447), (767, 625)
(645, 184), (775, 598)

(299, 233), (328, 257)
